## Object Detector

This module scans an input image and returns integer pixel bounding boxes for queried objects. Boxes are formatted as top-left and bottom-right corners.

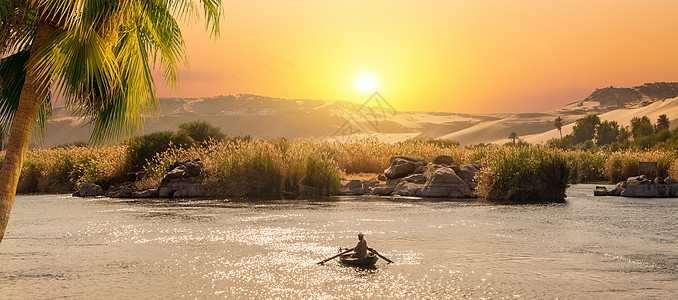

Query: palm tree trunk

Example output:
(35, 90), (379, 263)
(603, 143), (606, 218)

(0, 21), (56, 244)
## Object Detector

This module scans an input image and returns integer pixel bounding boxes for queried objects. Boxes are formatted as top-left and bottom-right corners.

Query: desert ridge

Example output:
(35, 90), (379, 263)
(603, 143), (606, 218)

(35, 82), (678, 147)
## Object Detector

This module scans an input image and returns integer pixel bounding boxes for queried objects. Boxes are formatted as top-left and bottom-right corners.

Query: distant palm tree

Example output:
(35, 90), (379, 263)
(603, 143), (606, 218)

(0, 0), (222, 244)
(508, 132), (518, 145)
(553, 116), (563, 139)
(656, 114), (671, 132)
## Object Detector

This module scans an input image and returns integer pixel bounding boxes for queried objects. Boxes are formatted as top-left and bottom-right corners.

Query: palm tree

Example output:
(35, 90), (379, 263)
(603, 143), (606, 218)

(508, 132), (517, 145)
(0, 125), (4, 151)
(553, 116), (563, 139)
(0, 0), (222, 244)
(656, 114), (671, 132)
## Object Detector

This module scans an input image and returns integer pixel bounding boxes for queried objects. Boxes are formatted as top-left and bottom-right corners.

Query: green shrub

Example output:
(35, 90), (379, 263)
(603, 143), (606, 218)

(128, 131), (190, 167)
(303, 157), (340, 196)
(477, 147), (570, 203)
(605, 153), (639, 183)
(16, 162), (40, 193)
(567, 151), (607, 183)
(178, 121), (226, 145)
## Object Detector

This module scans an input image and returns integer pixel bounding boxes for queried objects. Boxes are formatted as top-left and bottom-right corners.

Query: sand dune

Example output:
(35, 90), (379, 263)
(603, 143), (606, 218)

(523, 96), (678, 144)
(32, 83), (678, 147)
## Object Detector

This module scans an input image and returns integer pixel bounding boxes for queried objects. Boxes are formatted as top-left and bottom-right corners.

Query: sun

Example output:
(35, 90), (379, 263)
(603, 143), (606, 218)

(355, 73), (378, 93)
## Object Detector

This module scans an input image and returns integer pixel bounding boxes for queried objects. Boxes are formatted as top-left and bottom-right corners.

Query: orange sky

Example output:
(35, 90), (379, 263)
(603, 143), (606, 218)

(156, 0), (678, 113)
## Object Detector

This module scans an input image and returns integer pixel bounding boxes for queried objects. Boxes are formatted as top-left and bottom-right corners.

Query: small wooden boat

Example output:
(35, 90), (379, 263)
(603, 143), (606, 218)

(339, 253), (379, 267)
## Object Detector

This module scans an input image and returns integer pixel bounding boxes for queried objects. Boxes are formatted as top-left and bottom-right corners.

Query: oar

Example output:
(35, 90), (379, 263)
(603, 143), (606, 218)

(318, 248), (353, 265)
(369, 248), (394, 264)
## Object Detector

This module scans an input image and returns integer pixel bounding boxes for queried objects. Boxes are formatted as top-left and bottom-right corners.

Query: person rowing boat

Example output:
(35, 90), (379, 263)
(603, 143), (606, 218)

(317, 233), (394, 265)
(347, 233), (369, 258)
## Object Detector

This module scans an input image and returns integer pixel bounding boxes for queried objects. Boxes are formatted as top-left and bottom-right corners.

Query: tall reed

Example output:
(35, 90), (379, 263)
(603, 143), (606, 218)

(0, 146), (130, 193)
(477, 147), (570, 203)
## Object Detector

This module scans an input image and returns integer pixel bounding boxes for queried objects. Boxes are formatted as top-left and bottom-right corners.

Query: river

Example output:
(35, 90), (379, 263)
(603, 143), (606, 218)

(1, 184), (677, 299)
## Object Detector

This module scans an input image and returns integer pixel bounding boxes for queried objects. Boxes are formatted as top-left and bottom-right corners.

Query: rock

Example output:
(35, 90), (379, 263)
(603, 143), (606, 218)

(389, 155), (425, 164)
(345, 180), (363, 190)
(371, 185), (394, 196)
(106, 183), (134, 198)
(461, 165), (480, 189)
(377, 174), (387, 181)
(453, 168), (475, 188)
(158, 159), (206, 198)
(621, 183), (670, 197)
(362, 179), (379, 193)
(618, 176), (678, 197)
(619, 180), (629, 189)
(609, 181), (624, 196)
(363, 179), (379, 188)
(126, 170), (147, 182)
(393, 181), (424, 196)
(655, 177), (665, 184)
(384, 158), (424, 179)
(132, 189), (159, 198)
(593, 186), (609, 196)
(158, 186), (174, 197)
(433, 155), (454, 165)
(462, 164), (480, 174)
(418, 167), (472, 198)
(349, 187), (366, 195)
(175, 185), (207, 198)
(339, 179), (378, 195)
(74, 183), (104, 197)
(609, 187), (622, 196)
(413, 165), (426, 174)
(401, 173), (427, 184)
(386, 178), (401, 187)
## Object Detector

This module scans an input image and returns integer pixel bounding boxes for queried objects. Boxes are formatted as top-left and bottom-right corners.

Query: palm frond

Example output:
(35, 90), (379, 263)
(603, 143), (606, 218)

(3, 0), (223, 146)
(0, 50), (29, 130)
(0, 49), (52, 142)
(88, 16), (157, 143)
(0, 0), (35, 55)
(33, 29), (120, 109)
(166, 0), (221, 38)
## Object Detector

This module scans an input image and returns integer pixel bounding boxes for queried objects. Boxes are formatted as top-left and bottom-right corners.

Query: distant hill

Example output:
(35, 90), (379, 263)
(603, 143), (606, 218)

(39, 94), (497, 147)
(31, 82), (678, 148)
(552, 82), (678, 115)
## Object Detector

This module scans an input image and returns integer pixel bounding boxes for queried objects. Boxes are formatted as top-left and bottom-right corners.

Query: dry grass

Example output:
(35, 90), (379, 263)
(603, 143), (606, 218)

(0, 146), (130, 193)
(339, 172), (380, 181)
(3, 138), (678, 197)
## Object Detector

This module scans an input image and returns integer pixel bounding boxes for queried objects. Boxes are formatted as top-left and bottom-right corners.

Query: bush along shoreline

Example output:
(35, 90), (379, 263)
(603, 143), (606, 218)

(4, 135), (678, 203)
(69, 145), (571, 204)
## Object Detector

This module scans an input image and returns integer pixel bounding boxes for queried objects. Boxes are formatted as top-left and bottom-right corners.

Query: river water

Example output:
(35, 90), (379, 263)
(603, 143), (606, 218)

(1, 184), (677, 299)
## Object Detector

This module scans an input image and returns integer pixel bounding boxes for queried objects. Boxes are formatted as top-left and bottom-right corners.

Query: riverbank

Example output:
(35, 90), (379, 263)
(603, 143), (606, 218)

(2, 139), (678, 201)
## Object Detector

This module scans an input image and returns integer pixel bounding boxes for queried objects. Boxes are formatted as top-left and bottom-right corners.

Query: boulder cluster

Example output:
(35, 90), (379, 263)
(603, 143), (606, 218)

(339, 155), (481, 198)
(75, 155), (481, 199)
(594, 175), (678, 198)
(73, 159), (206, 198)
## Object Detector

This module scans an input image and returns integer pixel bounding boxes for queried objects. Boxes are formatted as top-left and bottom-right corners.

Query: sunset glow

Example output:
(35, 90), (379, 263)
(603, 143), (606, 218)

(157, 0), (678, 113)
(356, 73), (378, 93)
